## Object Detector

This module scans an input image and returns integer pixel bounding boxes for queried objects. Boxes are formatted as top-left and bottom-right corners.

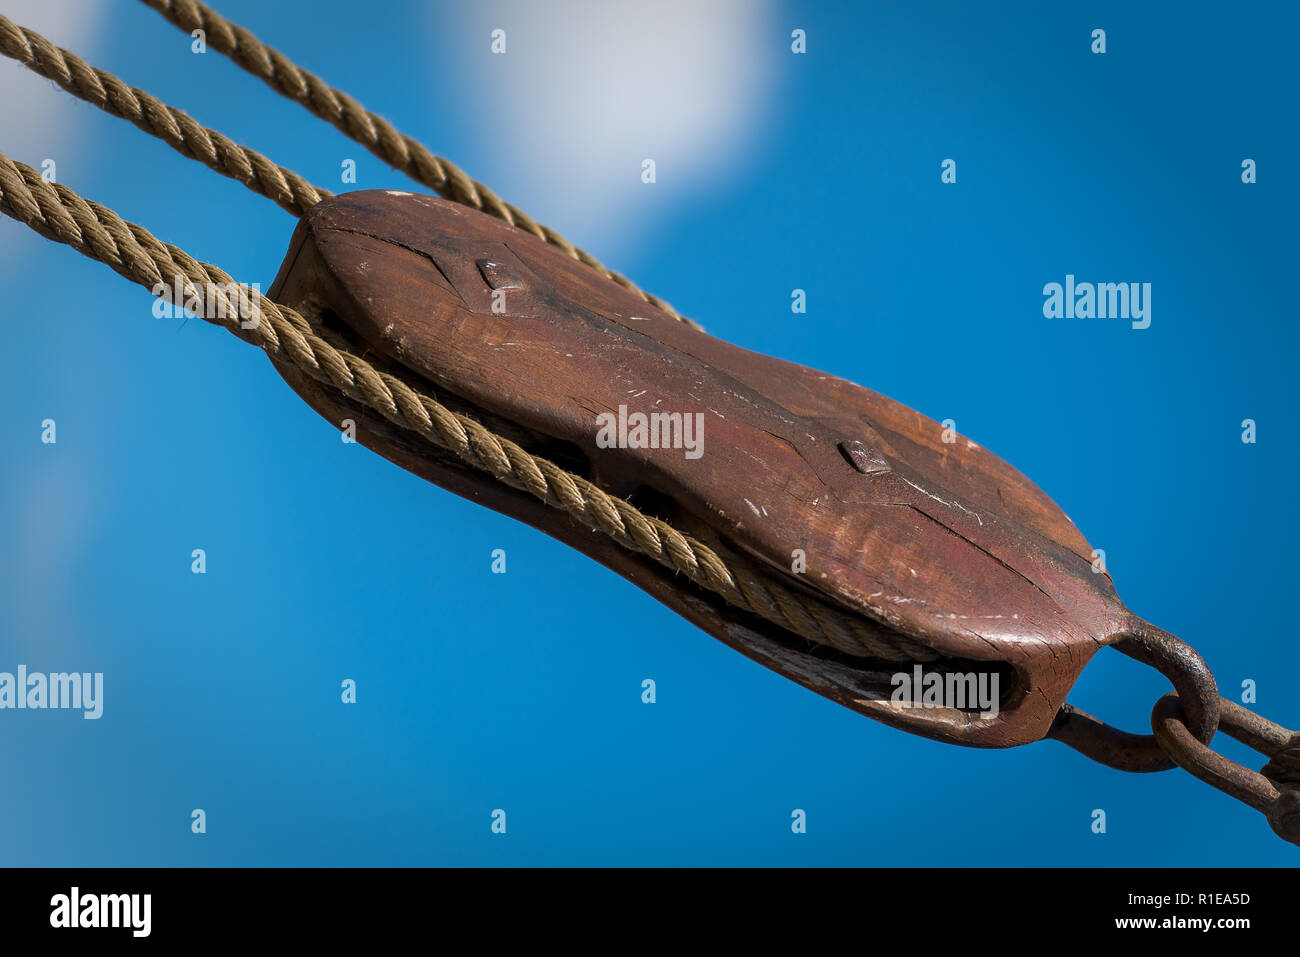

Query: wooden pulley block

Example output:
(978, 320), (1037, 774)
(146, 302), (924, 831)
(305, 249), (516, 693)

(267, 189), (1141, 751)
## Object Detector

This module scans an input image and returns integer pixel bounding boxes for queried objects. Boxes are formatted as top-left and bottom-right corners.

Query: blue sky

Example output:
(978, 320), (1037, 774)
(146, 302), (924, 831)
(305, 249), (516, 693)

(0, 0), (1296, 865)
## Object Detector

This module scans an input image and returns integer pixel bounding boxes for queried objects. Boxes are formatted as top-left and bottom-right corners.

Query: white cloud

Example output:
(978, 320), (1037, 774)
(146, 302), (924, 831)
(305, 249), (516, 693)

(0, 0), (107, 262)
(439, 0), (777, 261)
(0, 1), (107, 654)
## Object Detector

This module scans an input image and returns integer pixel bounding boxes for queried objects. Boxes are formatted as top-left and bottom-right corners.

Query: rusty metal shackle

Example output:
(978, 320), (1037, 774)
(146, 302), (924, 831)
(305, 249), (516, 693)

(1047, 623), (1220, 773)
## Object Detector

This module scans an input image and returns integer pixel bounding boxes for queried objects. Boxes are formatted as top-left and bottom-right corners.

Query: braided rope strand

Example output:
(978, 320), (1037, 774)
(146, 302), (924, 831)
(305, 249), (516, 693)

(0, 13), (329, 218)
(0, 154), (931, 661)
(137, 0), (702, 330)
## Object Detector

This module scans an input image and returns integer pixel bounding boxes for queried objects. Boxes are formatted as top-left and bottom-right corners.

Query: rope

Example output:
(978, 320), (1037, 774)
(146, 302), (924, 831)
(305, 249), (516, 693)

(137, 0), (702, 330)
(0, 13), (328, 219)
(0, 153), (933, 662)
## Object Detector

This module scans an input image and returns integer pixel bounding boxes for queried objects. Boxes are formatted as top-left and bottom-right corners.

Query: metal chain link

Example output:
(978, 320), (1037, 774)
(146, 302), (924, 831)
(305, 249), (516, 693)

(1048, 623), (1299, 847)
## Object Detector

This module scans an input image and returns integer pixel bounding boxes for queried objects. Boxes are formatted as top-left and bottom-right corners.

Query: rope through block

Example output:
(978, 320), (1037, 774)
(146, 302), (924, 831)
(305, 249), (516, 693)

(137, 0), (703, 330)
(0, 153), (932, 662)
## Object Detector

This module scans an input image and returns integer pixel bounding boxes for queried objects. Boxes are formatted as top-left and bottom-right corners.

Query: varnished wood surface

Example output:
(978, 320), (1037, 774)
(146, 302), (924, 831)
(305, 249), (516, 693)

(268, 190), (1138, 747)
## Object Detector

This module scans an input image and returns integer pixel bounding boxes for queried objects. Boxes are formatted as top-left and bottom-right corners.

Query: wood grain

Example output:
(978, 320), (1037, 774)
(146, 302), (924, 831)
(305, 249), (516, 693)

(267, 190), (1139, 748)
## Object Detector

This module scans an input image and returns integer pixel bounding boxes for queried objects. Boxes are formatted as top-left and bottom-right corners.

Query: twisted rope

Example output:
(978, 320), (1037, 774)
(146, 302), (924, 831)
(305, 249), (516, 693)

(0, 154), (932, 662)
(0, 13), (328, 219)
(138, 0), (702, 330)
